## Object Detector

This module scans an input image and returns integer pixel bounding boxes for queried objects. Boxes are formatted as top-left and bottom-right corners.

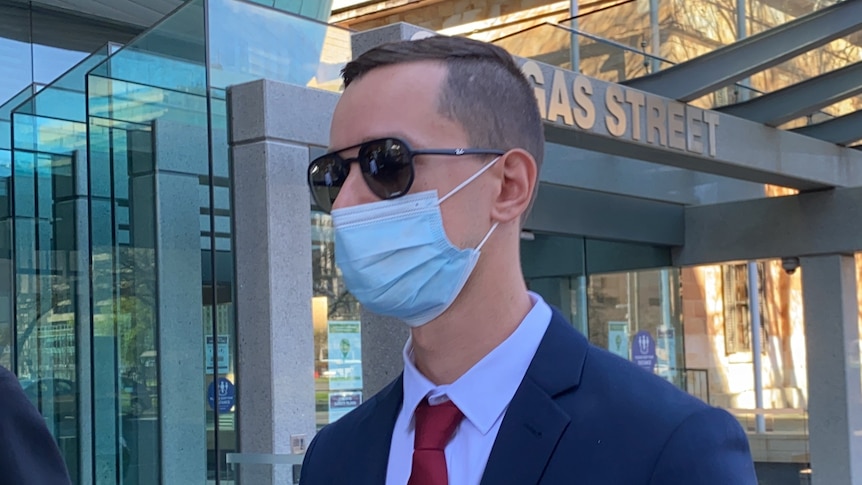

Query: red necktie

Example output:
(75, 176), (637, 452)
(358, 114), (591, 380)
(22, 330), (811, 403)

(407, 399), (464, 485)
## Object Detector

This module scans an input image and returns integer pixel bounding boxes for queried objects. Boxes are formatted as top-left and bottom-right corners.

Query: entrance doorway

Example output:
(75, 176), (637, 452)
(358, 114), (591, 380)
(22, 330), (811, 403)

(520, 233), (688, 392)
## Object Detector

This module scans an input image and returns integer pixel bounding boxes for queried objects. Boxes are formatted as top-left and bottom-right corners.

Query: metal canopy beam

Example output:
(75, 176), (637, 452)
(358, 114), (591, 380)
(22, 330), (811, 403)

(792, 110), (862, 146)
(718, 62), (862, 126)
(524, 183), (684, 246)
(673, 186), (862, 266)
(623, 0), (862, 102)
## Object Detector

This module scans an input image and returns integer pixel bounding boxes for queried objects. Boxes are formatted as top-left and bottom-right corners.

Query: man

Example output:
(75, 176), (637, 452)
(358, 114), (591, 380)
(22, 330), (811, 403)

(301, 35), (757, 484)
(0, 365), (72, 484)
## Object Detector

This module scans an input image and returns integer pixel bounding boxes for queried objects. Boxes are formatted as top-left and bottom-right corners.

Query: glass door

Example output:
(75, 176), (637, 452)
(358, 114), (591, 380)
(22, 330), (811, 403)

(521, 233), (685, 389)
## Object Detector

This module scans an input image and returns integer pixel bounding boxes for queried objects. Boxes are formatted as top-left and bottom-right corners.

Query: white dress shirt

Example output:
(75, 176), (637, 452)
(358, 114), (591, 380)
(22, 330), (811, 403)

(385, 292), (552, 485)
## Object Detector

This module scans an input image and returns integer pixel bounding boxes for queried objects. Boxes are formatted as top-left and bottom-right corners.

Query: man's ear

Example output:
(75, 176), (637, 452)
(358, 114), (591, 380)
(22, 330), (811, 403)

(489, 149), (537, 224)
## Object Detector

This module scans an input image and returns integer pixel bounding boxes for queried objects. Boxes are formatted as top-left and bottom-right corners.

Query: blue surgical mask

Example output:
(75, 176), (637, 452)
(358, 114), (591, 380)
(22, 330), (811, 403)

(331, 158), (500, 327)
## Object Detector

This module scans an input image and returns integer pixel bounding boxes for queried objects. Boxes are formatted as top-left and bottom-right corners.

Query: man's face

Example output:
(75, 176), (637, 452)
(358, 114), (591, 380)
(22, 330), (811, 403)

(329, 61), (498, 250)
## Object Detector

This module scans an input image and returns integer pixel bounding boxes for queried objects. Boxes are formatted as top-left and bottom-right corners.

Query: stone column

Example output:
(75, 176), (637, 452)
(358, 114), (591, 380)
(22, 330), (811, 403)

(72, 150), (93, 485)
(800, 254), (862, 485)
(228, 79), (337, 485)
(351, 22), (438, 59)
(149, 122), (207, 484)
(361, 310), (409, 398)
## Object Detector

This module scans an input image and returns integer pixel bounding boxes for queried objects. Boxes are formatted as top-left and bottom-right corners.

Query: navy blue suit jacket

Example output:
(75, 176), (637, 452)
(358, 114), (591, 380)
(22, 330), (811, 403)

(301, 310), (757, 484)
(0, 366), (71, 485)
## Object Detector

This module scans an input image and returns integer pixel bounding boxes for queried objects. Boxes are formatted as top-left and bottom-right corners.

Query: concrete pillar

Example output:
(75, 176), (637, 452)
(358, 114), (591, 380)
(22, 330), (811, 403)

(800, 254), (862, 485)
(361, 310), (408, 398)
(351, 23), (437, 59)
(228, 79), (337, 485)
(72, 149), (93, 485)
(149, 122), (207, 484)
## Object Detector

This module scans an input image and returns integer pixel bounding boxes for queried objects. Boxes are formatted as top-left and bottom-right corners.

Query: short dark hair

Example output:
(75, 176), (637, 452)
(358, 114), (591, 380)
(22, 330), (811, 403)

(342, 35), (544, 220)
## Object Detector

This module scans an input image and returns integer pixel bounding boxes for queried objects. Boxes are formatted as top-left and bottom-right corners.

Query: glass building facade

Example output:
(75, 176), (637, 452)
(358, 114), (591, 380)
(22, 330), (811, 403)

(1, 0), (343, 482)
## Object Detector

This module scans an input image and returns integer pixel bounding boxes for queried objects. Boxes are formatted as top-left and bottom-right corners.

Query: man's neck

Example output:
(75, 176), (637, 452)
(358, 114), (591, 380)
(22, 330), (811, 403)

(409, 264), (532, 386)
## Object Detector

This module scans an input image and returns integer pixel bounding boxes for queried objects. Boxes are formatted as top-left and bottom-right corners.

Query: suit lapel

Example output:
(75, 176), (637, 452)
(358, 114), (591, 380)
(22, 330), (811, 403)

(351, 375), (403, 484)
(480, 310), (589, 485)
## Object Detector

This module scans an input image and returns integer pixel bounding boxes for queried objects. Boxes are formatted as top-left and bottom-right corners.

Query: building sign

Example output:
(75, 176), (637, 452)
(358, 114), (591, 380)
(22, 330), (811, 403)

(206, 335), (230, 375)
(656, 327), (677, 382)
(327, 320), (362, 391)
(519, 60), (719, 158)
(207, 377), (236, 414)
(328, 391), (362, 423)
(608, 321), (629, 359)
(631, 330), (657, 373)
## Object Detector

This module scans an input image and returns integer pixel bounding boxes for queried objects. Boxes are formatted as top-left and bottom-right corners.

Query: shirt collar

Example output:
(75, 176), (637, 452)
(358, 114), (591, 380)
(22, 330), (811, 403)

(401, 292), (552, 435)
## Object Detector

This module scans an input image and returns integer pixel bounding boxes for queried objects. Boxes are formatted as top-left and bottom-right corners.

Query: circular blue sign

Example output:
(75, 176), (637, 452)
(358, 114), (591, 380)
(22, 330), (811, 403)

(207, 377), (236, 414)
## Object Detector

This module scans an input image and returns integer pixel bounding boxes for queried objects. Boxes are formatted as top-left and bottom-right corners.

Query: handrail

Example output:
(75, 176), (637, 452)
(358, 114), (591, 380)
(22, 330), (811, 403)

(549, 22), (672, 65)
(550, 23), (770, 100)
(503, 22), (836, 123)
(225, 452), (305, 465)
(727, 408), (807, 415)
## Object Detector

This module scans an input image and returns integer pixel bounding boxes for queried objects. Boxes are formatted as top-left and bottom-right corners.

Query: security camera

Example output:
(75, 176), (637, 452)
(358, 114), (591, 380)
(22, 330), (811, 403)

(781, 257), (800, 275)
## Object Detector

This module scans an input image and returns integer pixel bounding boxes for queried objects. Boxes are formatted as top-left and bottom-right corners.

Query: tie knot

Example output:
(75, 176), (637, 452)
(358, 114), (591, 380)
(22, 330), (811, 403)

(414, 399), (464, 450)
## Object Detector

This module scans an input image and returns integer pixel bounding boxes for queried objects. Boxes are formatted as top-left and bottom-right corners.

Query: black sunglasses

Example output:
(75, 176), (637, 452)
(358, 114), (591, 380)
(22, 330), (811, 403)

(307, 137), (505, 213)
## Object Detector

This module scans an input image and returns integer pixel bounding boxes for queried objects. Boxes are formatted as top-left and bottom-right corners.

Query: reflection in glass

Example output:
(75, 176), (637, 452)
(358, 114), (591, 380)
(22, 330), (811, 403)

(588, 268), (684, 388)
(207, 0), (351, 92)
(521, 232), (685, 391)
(311, 210), (362, 431)
(2, 0), (348, 482)
(9, 43), (119, 482)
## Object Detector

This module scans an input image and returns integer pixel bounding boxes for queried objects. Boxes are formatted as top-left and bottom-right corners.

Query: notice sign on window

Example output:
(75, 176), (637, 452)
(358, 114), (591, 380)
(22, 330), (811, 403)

(656, 327), (677, 382)
(206, 335), (230, 375)
(328, 391), (362, 423)
(327, 321), (362, 391)
(607, 321), (629, 359)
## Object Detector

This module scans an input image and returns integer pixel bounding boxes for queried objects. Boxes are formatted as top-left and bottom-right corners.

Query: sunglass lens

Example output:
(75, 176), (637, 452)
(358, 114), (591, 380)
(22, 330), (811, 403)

(309, 155), (348, 212)
(360, 139), (412, 199)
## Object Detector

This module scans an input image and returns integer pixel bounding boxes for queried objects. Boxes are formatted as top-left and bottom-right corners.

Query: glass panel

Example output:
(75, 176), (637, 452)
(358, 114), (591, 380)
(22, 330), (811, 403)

(0, 84), (31, 369)
(588, 267), (684, 389)
(0, 1), (33, 107)
(553, 0), (849, 115)
(84, 2), (354, 481)
(311, 202), (363, 432)
(249, 0), (335, 21)
(87, 1), (210, 483)
(520, 233), (684, 389)
(0, 149), (10, 369)
(0, 0), (136, 110)
(9, 44), (118, 484)
(1, 85), (39, 152)
(493, 23), (673, 83)
(207, 0), (352, 93)
(30, 7), (136, 87)
(204, 92), (237, 483)
(520, 232), (588, 335)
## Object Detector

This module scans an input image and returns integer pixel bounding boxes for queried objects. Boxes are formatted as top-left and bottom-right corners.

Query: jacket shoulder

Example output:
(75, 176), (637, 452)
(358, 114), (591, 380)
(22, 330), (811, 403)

(570, 340), (711, 434)
(300, 377), (401, 484)
(0, 366), (72, 485)
(542, 325), (754, 483)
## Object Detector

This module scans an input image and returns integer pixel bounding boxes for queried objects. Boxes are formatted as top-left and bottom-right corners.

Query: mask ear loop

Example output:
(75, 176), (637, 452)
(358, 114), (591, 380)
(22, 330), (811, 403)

(439, 156), (501, 204)
(437, 156), (502, 251)
(476, 222), (499, 251)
